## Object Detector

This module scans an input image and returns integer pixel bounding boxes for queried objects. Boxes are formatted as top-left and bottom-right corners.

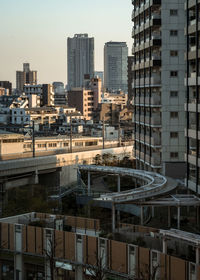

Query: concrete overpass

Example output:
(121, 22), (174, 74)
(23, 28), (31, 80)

(0, 145), (133, 190)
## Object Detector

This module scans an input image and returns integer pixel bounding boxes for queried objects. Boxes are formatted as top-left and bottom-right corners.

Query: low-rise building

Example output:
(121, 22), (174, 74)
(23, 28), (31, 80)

(68, 77), (102, 120)
(101, 90), (128, 106)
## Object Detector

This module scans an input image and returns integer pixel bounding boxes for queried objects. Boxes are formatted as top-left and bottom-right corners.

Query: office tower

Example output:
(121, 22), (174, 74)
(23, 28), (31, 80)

(67, 34), (94, 89)
(104, 42), (128, 93)
(16, 63), (37, 92)
(132, 0), (186, 177)
(0, 81), (12, 95)
(186, 1), (200, 193)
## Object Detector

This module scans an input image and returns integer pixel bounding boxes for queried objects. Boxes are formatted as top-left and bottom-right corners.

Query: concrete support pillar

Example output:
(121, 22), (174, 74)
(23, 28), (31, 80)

(75, 235), (83, 280)
(14, 224), (23, 280)
(168, 206), (171, 228)
(75, 266), (83, 280)
(152, 206), (155, 218)
(196, 247), (200, 265)
(117, 175), (121, 192)
(197, 206), (199, 227)
(112, 203), (116, 232)
(35, 169), (39, 184)
(14, 255), (23, 280)
(177, 206), (180, 230)
(87, 171), (91, 196)
(162, 237), (167, 254)
(140, 206), (144, 226)
(117, 175), (120, 225)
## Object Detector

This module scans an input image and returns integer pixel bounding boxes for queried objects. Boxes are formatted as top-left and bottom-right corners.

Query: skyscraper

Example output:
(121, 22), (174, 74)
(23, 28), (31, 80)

(132, 0), (186, 177)
(186, 1), (200, 193)
(104, 42), (128, 93)
(16, 63), (37, 92)
(67, 34), (94, 89)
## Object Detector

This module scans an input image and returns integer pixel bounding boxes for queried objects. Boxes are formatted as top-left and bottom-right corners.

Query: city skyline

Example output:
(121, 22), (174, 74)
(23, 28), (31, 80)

(0, 0), (132, 87)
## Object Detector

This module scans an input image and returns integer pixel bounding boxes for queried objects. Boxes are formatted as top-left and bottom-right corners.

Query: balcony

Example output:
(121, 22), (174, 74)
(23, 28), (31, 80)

(187, 73), (200, 86)
(134, 95), (161, 106)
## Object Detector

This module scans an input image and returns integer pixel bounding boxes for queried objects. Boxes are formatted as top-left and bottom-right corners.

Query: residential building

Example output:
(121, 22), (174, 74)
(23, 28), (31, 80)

(132, 0), (186, 177)
(23, 84), (54, 107)
(53, 82), (67, 106)
(104, 41), (128, 93)
(101, 90), (128, 106)
(16, 63), (37, 92)
(67, 34), (94, 89)
(185, 1), (200, 193)
(93, 103), (124, 125)
(68, 77), (102, 120)
(0, 81), (12, 95)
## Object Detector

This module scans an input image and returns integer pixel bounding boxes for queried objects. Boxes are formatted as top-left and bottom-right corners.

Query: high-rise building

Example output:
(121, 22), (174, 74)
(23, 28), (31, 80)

(16, 63), (37, 92)
(104, 42), (128, 93)
(67, 34), (94, 89)
(186, 1), (200, 193)
(132, 0), (186, 177)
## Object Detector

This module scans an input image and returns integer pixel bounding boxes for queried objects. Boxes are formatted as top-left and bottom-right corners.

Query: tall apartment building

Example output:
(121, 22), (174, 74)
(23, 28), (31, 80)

(186, 1), (200, 193)
(104, 41), (128, 93)
(16, 63), (37, 92)
(132, 0), (186, 177)
(67, 34), (94, 89)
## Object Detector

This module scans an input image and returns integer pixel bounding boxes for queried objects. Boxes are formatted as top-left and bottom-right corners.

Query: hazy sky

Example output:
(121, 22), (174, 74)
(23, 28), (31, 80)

(0, 0), (133, 87)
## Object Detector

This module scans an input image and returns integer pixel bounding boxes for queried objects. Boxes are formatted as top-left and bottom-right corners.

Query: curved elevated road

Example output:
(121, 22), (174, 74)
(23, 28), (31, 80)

(78, 165), (177, 204)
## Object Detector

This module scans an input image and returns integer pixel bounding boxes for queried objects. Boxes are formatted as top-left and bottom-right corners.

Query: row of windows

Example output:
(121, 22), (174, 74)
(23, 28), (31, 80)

(3, 139), (24, 143)
(22, 141), (98, 148)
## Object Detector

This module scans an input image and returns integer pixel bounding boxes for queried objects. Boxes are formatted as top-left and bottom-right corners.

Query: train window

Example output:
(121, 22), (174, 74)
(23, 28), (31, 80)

(85, 141), (98, 146)
(75, 142), (83, 146)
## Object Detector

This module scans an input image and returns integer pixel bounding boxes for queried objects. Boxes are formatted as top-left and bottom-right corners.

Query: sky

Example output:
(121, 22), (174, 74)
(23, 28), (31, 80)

(0, 0), (133, 87)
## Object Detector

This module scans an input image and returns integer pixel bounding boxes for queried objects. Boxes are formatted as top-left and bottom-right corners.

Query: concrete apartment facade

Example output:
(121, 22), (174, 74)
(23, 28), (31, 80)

(104, 42), (128, 94)
(132, 0), (186, 177)
(0, 81), (12, 95)
(16, 63), (37, 92)
(68, 78), (102, 120)
(67, 34), (94, 89)
(186, 0), (200, 194)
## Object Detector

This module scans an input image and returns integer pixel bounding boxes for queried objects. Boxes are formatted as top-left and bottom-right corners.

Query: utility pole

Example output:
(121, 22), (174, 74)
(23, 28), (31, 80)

(70, 116), (72, 153)
(102, 117), (105, 149)
(32, 120), (35, 157)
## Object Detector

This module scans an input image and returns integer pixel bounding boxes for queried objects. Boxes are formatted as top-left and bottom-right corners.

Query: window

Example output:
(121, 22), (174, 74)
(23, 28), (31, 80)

(170, 71), (178, 77)
(85, 141), (98, 146)
(75, 142), (83, 146)
(170, 30), (178, 36)
(170, 91), (178, 97)
(170, 152), (178, 158)
(48, 143), (57, 147)
(170, 132), (178, 138)
(170, 9), (178, 16)
(170, 112), (178, 118)
(170, 50), (178, 56)
(37, 144), (46, 148)
(63, 142), (68, 147)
